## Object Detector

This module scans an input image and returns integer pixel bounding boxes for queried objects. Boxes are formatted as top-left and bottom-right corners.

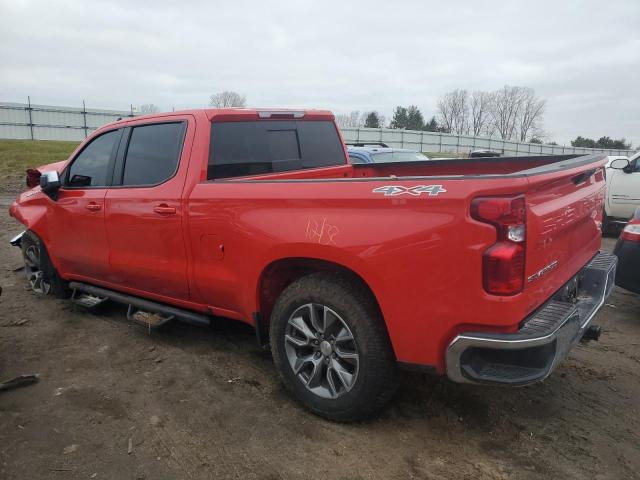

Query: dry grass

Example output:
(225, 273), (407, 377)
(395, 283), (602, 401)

(0, 139), (79, 178)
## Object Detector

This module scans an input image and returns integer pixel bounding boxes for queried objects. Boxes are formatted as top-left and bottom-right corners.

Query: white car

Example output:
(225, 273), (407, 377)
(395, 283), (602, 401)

(604, 151), (640, 232)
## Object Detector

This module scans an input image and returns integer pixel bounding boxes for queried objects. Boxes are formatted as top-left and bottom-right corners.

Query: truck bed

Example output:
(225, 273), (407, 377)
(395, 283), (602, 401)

(224, 154), (603, 182)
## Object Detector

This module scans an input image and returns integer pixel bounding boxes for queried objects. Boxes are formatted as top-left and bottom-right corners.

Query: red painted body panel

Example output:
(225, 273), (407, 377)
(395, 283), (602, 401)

(9, 108), (608, 373)
(103, 114), (197, 300)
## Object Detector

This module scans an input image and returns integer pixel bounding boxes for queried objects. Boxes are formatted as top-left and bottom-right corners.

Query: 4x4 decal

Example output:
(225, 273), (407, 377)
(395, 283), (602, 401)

(372, 185), (447, 197)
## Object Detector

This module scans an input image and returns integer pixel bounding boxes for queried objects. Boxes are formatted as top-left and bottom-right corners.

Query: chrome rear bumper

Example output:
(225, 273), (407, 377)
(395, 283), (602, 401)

(446, 251), (617, 385)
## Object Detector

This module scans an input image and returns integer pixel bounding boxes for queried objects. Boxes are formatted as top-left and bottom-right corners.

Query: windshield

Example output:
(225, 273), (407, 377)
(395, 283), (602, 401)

(370, 151), (429, 163)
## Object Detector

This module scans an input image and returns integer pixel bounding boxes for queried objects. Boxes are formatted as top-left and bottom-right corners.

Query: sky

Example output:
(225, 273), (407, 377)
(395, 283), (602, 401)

(1, 0), (639, 146)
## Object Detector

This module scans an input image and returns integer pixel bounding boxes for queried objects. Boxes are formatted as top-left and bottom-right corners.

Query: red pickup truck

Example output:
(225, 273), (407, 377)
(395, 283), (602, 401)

(9, 108), (616, 421)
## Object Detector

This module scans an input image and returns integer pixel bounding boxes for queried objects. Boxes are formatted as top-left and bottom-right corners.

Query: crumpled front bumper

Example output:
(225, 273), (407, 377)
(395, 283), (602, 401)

(446, 251), (617, 385)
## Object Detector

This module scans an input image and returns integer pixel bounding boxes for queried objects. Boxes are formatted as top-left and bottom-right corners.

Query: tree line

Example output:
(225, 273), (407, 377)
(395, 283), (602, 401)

(336, 85), (547, 142)
(571, 136), (631, 150)
(135, 89), (632, 149)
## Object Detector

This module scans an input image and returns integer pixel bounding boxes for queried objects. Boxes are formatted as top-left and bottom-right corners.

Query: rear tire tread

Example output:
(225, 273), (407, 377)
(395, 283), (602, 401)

(270, 272), (398, 422)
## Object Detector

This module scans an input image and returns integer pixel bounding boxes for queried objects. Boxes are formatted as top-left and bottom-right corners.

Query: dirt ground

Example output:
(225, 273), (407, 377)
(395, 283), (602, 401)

(0, 191), (639, 480)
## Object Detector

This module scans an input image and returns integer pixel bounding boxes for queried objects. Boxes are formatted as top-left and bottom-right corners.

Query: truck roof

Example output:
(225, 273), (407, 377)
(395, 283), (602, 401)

(118, 108), (335, 124)
(204, 108), (335, 122)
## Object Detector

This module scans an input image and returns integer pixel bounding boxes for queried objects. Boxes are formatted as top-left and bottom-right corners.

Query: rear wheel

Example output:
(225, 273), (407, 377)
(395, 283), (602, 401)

(270, 272), (398, 422)
(21, 231), (69, 298)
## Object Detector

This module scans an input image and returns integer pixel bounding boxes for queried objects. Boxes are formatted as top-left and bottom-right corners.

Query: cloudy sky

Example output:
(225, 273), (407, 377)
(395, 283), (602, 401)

(1, 0), (639, 145)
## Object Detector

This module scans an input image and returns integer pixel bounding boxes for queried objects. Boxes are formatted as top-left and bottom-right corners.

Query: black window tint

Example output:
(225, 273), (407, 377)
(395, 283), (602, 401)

(67, 130), (120, 187)
(268, 130), (300, 161)
(296, 121), (345, 168)
(208, 120), (345, 179)
(122, 122), (185, 186)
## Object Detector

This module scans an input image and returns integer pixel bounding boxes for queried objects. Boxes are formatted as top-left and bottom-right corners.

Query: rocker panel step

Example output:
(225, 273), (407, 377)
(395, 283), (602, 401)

(71, 289), (109, 308)
(127, 305), (175, 330)
(68, 282), (211, 327)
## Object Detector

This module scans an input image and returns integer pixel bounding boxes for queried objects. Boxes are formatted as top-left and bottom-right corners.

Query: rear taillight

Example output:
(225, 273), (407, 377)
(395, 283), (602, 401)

(621, 221), (640, 243)
(26, 168), (41, 188)
(471, 195), (526, 295)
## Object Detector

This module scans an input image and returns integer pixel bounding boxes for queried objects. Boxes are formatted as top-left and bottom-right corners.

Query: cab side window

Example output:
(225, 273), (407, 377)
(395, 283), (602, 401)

(120, 122), (185, 186)
(67, 130), (121, 187)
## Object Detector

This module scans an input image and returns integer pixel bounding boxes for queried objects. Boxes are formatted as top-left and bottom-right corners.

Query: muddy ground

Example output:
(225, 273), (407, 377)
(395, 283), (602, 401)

(0, 190), (639, 480)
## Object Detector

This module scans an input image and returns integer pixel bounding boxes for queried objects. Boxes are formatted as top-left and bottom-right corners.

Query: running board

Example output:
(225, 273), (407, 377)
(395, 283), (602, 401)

(68, 282), (211, 328)
(127, 305), (174, 331)
(71, 288), (109, 308)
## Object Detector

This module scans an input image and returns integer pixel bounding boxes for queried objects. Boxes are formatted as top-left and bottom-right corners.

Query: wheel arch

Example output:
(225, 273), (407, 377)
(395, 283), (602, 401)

(255, 256), (387, 337)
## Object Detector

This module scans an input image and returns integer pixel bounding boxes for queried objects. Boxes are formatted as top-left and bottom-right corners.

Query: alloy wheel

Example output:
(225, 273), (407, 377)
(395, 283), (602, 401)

(284, 303), (359, 399)
(24, 244), (51, 295)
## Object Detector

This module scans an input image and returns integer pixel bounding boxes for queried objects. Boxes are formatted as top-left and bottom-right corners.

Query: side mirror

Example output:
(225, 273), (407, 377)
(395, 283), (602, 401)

(609, 158), (630, 170)
(40, 171), (61, 199)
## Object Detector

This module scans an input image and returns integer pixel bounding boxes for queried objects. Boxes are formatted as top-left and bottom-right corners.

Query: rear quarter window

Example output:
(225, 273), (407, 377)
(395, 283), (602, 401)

(208, 120), (345, 179)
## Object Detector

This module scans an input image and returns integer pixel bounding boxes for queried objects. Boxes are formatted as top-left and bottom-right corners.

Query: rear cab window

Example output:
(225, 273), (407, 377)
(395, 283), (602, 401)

(208, 120), (346, 179)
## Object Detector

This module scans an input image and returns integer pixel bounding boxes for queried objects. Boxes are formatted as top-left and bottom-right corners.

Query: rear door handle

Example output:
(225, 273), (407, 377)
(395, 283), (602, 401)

(85, 202), (102, 212)
(153, 204), (177, 215)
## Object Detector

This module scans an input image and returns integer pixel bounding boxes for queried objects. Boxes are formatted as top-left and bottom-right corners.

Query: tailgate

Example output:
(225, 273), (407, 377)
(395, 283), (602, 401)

(523, 156), (607, 309)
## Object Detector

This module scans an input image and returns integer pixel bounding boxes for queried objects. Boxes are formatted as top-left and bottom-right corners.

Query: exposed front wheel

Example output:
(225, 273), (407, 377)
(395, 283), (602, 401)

(21, 231), (69, 298)
(270, 272), (398, 422)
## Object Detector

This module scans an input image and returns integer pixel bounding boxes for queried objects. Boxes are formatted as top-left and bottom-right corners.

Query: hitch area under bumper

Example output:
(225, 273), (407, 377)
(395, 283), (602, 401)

(446, 251), (617, 385)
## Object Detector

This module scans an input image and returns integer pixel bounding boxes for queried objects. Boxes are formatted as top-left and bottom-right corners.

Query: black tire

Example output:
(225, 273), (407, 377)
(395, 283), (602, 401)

(269, 272), (398, 422)
(21, 230), (70, 298)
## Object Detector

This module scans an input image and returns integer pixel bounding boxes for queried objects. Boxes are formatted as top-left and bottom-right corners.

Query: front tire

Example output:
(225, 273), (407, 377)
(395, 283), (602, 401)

(269, 272), (398, 422)
(21, 231), (70, 298)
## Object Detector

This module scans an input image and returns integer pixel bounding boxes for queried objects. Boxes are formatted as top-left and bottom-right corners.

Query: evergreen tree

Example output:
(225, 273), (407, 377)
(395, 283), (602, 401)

(390, 106), (408, 129)
(364, 111), (381, 128)
(423, 116), (439, 132)
(406, 105), (425, 131)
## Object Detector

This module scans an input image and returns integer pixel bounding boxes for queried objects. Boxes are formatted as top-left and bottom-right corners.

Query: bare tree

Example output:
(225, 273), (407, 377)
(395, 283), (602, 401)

(334, 114), (349, 128)
(139, 104), (159, 114)
(335, 111), (364, 128)
(349, 110), (362, 127)
(490, 85), (529, 140)
(436, 89), (469, 134)
(469, 91), (493, 137)
(517, 88), (546, 142)
(209, 91), (247, 108)
(437, 85), (547, 140)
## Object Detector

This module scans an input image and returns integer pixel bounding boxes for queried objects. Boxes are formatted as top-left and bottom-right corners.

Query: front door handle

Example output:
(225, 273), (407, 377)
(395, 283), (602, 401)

(85, 202), (102, 212)
(153, 204), (177, 215)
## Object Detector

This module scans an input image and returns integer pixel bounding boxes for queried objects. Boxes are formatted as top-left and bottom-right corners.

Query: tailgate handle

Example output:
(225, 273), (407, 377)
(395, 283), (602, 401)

(572, 168), (596, 185)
